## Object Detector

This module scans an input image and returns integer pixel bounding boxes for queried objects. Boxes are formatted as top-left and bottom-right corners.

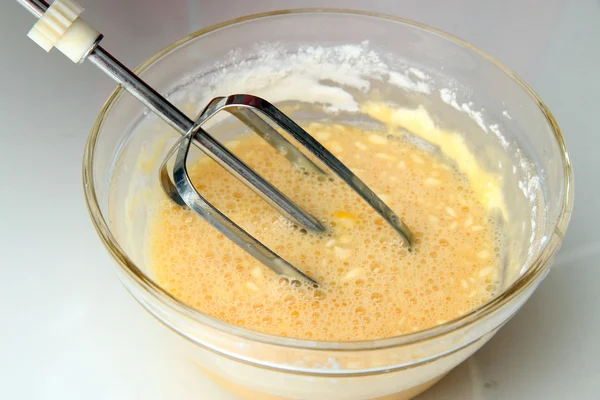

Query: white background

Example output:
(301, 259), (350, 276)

(1, 0), (599, 399)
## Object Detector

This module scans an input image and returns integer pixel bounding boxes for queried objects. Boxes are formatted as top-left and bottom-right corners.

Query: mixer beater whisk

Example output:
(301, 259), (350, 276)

(17, 0), (413, 285)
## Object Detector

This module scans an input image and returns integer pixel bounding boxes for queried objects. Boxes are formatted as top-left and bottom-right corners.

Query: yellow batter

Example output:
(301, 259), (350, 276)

(148, 122), (501, 341)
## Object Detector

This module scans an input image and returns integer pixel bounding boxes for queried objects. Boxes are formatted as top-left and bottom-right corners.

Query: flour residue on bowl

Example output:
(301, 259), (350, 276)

(173, 41), (433, 113)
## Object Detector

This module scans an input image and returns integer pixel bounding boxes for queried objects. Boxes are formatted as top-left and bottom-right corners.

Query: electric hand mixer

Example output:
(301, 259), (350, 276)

(16, 0), (414, 285)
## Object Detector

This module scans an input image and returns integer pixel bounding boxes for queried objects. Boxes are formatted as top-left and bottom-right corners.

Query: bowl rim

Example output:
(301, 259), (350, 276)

(83, 8), (574, 352)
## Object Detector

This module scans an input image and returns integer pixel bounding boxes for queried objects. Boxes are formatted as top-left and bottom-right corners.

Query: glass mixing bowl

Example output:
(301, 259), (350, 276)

(83, 9), (573, 400)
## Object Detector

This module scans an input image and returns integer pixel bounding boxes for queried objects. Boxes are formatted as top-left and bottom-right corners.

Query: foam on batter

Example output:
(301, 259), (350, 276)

(148, 123), (501, 341)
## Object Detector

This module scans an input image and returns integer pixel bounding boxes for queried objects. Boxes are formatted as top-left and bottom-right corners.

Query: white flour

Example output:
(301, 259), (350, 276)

(176, 41), (433, 112)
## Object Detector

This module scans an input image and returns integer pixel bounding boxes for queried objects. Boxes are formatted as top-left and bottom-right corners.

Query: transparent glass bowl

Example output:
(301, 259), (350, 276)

(83, 10), (573, 400)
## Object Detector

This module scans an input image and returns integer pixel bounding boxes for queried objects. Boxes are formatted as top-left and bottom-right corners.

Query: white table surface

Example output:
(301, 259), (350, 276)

(1, 0), (599, 399)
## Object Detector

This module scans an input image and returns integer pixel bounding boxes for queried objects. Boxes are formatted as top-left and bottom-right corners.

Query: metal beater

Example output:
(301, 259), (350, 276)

(17, 0), (413, 284)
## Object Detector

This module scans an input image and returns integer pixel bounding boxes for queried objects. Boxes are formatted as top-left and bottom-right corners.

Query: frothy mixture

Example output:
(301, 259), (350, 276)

(148, 122), (501, 341)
